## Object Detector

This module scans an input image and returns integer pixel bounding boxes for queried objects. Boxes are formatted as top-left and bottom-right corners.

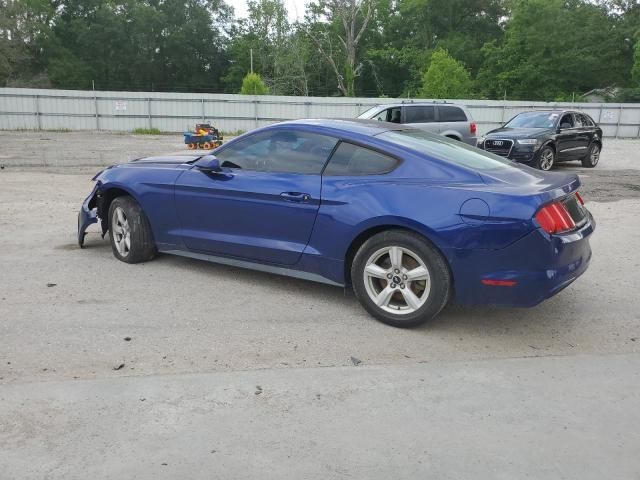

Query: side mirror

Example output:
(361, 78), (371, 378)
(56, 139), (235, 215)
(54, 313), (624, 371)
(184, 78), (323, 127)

(195, 154), (221, 172)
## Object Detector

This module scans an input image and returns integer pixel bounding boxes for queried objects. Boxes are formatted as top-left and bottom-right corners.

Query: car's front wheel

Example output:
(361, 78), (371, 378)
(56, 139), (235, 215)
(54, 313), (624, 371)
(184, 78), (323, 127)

(351, 230), (451, 328)
(536, 145), (555, 171)
(108, 196), (156, 264)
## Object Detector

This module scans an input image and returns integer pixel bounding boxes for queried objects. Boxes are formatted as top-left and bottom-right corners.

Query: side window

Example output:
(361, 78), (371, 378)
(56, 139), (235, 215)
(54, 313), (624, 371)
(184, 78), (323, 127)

(405, 106), (436, 124)
(372, 109), (388, 122)
(559, 114), (574, 129)
(216, 130), (338, 174)
(323, 142), (399, 176)
(438, 106), (467, 122)
(578, 114), (592, 127)
(372, 107), (401, 123)
(573, 114), (584, 128)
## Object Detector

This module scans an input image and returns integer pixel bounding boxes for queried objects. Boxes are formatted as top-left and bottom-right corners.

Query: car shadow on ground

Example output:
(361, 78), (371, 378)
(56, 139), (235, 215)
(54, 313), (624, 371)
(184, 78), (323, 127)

(158, 251), (581, 336)
(77, 232), (582, 337)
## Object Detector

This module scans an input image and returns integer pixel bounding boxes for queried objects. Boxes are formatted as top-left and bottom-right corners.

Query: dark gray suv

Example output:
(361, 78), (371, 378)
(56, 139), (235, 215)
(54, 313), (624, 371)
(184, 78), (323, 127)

(357, 102), (477, 146)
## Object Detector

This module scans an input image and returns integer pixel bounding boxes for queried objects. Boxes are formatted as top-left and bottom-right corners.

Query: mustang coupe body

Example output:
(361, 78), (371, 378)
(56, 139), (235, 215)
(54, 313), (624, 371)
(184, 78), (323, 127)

(78, 119), (594, 327)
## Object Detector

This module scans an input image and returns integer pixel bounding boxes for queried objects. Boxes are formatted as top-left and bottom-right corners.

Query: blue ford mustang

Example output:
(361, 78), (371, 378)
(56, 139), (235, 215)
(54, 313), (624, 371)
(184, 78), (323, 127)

(78, 119), (594, 327)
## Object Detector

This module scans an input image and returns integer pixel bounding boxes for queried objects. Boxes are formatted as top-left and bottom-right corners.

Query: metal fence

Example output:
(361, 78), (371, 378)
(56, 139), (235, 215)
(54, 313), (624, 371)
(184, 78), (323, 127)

(2, 87), (640, 138)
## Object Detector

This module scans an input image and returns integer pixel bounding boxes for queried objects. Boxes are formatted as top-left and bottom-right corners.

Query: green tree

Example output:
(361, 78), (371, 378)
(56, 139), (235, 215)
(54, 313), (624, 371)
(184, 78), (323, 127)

(42, 0), (233, 91)
(476, 0), (631, 101)
(240, 72), (269, 94)
(419, 48), (471, 98)
(632, 39), (640, 87)
(0, 0), (54, 86)
(303, 0), (374, 96)
(224, 0), (312, 95)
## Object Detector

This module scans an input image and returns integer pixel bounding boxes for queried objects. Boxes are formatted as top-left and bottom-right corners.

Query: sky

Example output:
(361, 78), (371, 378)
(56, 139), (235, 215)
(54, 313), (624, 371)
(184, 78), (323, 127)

(228, 0), (309, 21)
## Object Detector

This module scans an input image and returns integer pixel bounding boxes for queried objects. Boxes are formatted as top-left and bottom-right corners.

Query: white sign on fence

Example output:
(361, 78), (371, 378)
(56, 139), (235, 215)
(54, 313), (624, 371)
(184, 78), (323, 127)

(114, 101), (127, 111)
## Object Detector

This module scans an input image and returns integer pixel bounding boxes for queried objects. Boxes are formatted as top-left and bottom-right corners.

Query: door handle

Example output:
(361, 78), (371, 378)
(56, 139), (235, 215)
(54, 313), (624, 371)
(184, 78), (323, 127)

(280, 192), (311, 202)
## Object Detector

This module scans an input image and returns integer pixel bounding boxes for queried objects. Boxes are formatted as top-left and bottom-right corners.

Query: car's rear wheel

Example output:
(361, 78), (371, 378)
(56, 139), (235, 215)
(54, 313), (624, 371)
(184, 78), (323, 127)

(108, 196), (156, 264)
(581, 143), (600, 168)
(351, 230), (451, 328)
(536, 146), (555, 171)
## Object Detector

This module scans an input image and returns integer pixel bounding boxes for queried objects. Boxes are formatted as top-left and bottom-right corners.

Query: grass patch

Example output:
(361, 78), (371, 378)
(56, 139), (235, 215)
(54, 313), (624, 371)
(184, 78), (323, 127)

(221, 129), (245, 137)
(132, 127), (163, 135)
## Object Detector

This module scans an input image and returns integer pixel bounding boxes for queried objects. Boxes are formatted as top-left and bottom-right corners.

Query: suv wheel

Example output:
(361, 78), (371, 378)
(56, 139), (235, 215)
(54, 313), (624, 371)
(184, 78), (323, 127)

(536, 146), (555, 171)
(351, 230), (451, 328)
(581, 143), (600, 168)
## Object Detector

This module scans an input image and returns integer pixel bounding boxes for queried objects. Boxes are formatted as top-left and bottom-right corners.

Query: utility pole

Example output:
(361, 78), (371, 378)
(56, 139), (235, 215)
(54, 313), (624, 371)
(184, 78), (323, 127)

(250, 48), (254, 74)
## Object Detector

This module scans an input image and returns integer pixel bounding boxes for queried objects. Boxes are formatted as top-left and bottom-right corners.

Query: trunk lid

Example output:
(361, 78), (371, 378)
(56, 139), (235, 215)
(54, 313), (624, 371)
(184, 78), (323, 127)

(478, 165), (581, 203)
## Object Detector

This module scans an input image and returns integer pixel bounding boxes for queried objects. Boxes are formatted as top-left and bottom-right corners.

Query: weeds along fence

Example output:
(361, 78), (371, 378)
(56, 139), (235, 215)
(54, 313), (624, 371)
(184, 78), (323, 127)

(1, 87), (640, 138)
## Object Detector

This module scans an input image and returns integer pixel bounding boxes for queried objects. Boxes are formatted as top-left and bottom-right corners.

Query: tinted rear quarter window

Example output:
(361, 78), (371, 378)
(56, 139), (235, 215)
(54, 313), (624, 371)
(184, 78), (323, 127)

(438, 106), (467, 122)
(378, 130), (512, 171)
(324, 142), (398, 176)
(405, 106), (436, 124)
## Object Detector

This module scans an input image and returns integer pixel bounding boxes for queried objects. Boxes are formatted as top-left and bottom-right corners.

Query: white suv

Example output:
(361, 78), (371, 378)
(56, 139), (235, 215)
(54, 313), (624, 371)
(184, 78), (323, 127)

(358, 102), (478, 146)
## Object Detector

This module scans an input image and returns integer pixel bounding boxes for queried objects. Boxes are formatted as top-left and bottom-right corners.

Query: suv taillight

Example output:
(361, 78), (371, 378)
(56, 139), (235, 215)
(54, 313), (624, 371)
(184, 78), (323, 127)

(534, 201), (576, 234)
(470, 122), (477, 135)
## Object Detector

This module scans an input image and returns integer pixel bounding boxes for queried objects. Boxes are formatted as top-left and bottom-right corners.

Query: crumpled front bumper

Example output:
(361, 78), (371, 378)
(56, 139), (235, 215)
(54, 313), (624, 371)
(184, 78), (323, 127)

(77, 183), (100, 248)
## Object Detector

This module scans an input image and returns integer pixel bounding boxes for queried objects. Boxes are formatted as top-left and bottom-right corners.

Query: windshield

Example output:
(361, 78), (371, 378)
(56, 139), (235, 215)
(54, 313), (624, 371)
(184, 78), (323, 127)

(377, 130), (512, 171)
(358, 106), (382, 119)
(505, 112), (559, 129)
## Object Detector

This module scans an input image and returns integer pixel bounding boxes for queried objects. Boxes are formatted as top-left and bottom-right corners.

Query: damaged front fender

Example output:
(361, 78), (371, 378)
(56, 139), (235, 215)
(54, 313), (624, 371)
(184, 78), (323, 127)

(77, 182), (100, 248)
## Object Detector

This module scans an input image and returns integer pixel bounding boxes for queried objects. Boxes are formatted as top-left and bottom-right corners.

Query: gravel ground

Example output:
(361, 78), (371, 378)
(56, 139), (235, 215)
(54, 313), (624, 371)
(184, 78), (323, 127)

(1, 131), (639, 479)
(0, 131), (207, 167)
(0, 129), (638, 169)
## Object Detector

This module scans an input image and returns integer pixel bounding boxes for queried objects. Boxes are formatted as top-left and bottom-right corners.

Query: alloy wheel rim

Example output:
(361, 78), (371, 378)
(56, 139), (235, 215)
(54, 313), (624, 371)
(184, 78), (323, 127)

(591, 146), (600, 165)
(540, 149), (554, 171)
(112, 207), (131, 257)
(363, 246), (431, 315)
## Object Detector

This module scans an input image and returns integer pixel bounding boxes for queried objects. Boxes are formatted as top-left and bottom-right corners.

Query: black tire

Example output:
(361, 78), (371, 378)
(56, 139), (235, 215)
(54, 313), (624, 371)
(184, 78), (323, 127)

(581, 143), (601, 168)
(108, 196), (156, 264)
(535, 145), (555, 171)
(351, 230), (451, 328)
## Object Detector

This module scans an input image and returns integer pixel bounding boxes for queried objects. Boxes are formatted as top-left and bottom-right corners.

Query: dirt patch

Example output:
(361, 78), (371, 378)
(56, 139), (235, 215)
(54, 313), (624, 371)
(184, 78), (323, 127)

(579, 170), (640, 202)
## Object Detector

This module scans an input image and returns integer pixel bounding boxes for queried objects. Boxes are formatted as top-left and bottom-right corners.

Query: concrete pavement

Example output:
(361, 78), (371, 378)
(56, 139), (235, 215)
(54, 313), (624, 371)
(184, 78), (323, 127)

(1, 132), (639, 478)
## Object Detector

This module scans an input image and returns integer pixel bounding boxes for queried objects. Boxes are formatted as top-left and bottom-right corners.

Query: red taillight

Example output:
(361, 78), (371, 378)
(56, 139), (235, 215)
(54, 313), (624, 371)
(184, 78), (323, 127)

(470, 122), (477, 135)
(575, 191), (584, 205)
(535, 201), (576, 234)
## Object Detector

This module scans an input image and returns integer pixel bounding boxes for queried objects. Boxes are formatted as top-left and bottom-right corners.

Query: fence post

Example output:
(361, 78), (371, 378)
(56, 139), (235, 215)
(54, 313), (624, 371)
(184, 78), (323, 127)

(34, 95), (41, 130)
(615, 104), (622, 139)
(597, 104), (603, 124)
(94, 91), (99, 131)
(254, 98), (259, 128)
(201, 98), (205, 122)
(147, 98), (152, 130)
(305, 101), (311, 118)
